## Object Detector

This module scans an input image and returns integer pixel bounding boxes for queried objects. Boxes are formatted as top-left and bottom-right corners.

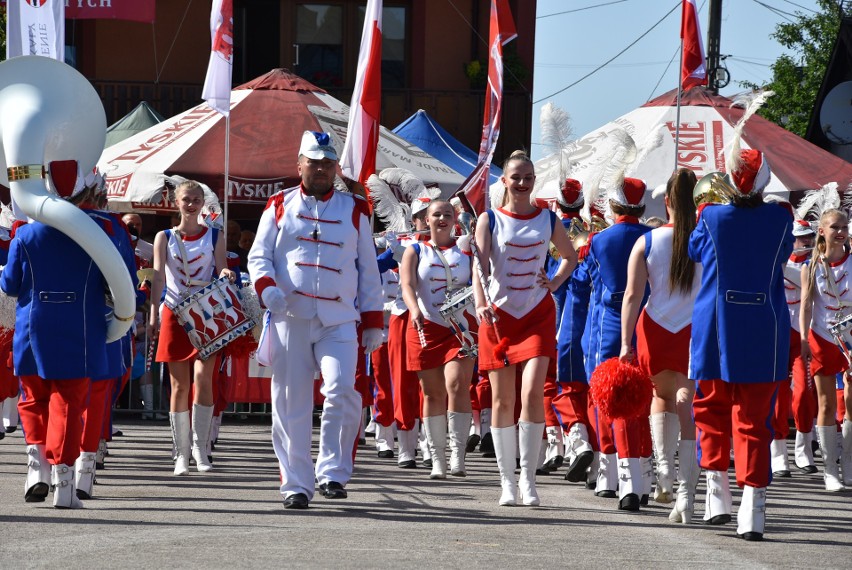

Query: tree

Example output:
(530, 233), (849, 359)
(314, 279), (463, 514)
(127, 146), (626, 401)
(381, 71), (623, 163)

(742, 0), (842, 137)
(0, 7), (6, 61)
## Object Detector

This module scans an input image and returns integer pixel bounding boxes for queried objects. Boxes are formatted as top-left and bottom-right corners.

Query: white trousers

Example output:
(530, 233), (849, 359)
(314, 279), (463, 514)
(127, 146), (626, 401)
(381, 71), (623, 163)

(270, 316), (359, 500)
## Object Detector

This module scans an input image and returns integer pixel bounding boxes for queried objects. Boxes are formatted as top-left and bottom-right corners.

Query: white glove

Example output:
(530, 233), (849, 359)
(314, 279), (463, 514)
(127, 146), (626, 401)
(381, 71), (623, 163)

(384, 231), (399, 251)
(455, 235), (471, 254)
(261, 286), (288, 314)
(361, 327), (384, 354)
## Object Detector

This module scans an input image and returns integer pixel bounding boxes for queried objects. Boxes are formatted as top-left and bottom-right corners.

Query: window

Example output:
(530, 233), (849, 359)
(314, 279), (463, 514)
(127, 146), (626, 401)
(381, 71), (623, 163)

(357, 5), (407, 88)
(295, 4), (344, 88)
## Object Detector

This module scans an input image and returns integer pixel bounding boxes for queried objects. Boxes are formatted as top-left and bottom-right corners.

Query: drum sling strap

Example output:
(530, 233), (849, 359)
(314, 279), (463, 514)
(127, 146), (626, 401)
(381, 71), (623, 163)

(821, 256), (852, 367)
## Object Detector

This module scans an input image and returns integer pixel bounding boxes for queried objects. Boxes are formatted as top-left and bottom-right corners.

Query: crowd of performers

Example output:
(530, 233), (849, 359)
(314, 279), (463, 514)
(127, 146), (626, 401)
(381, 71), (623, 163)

(2, 130), (850, 545)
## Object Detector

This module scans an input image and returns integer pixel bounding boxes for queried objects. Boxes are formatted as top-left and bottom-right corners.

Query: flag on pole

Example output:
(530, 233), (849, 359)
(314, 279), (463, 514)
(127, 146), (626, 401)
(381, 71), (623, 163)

(340, 0), (383, 188)
(202, 0), (234, 116)
(5, 0), (65, 61)
(680, 0), (707, 90)
(453, 0), (517, 215)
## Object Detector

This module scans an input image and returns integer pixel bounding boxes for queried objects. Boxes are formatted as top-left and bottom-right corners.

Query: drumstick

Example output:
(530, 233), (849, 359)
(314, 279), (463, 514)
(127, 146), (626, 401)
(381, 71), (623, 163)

(418, 327), (427, 348)
(465, 216), (510, 366)
(145, 326), (159, 371)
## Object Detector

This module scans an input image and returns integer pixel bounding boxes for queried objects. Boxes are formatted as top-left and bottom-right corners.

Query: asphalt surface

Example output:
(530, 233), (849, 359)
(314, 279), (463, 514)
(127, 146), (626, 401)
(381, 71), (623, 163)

(0, 417), (850, 569)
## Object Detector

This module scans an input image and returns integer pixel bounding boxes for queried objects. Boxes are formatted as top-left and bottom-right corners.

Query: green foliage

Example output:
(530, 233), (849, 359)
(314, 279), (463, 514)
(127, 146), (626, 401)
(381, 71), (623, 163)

(464, 43), (529, 91)
(0, 8), (6, 61)
(741, 0), (842, 136)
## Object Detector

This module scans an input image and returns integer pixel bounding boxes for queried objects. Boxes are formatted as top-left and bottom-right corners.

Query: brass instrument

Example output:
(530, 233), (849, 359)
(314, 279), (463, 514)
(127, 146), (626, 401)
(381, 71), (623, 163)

(693, 171), (738, 207)
(373, 229), (429, 240)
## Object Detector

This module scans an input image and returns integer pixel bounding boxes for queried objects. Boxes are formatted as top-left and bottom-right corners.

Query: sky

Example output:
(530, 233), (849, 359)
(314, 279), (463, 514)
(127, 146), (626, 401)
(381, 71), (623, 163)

(530, 0), (823, 160)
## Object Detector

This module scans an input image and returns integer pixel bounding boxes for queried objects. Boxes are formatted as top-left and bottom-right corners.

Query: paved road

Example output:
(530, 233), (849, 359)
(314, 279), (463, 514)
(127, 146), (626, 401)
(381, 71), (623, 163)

(0, 418), (849, 569)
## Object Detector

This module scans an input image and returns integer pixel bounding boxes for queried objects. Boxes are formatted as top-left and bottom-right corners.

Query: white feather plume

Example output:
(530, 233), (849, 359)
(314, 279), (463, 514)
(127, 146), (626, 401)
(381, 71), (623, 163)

(627, 126), (665, 177)
(796, 182), (840, 221)
(599, 129), (637, 211)
(651, 183), (668, 200)
(724, 90), (774, 175)
(489, 179), (505, 210)
(378, 168), (427, 202)
(367, 173), (412, 232)
(0, 202), (17, 230)
(539, 102), (574, 181)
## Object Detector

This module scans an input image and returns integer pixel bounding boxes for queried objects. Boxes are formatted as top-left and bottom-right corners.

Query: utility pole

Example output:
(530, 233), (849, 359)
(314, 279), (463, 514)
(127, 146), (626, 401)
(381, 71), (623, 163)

(706, 0), (723, 93)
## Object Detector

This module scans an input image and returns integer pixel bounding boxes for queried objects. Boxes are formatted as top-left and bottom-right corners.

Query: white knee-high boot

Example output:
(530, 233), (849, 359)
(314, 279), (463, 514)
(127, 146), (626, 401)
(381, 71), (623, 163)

(770, 438), (791, 476)
(25, 444), (51, 502)
(423, 415), (448, 479)
(650, 412), (679, 503)
(518, 421), (544, 506)
(595, 452), (618, 497)
(191, 404), (214, 472)
(52, 464), (83, 509)
(816, 425), (845, 491)
(669, 440), (701, 524)
(544, 425), (564, 471)
(397, 421), (419, 467)
(736, 486), (767, 541)
(75, 452), (97, 500)
(492, 425), (518, 506)
(841, 419), (852, 486)
(793, 430), (817, 472)
(703, 470), (733, 524)
(170, 411), (191, 476)
(447, 411), (471, 477)
(616, 456), (643, 511)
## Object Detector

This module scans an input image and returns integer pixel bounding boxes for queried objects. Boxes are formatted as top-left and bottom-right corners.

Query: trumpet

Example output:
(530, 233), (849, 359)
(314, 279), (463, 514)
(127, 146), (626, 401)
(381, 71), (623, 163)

(373, 229), (429, 240)
(693, 171), (738, 207)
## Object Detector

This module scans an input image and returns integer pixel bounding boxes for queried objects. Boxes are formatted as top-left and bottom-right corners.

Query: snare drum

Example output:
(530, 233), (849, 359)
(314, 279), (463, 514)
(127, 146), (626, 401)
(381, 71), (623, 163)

(171, 277), (258, 360)
(439, 286), (478, 358)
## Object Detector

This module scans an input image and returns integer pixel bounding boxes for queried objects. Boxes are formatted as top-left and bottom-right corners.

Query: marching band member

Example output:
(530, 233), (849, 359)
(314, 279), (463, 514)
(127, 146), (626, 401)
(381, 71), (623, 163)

(474, 150), (577, 506)
(400, 199), (476, 478)
(248, 131), (383, 509)
(779, 220), (817, 475)
(149, 180), (236, 476)
(581, 175), (652, 511)
(799, 207), (852, 491)
(0, 162), (111, 508)
(689, 148), (793, 541)
(620, 168), (701, 522)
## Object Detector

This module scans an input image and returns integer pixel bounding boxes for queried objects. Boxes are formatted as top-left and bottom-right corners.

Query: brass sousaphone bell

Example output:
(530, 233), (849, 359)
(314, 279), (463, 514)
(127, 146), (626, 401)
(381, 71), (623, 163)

(693, 171), (739, 207)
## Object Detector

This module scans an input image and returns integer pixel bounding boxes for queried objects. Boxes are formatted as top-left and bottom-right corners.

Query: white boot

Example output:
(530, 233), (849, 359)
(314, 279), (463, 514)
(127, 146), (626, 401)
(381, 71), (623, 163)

(74, 452), (97, 500)
(586, 452), (600, 490)
(650, 412), (678, 503)
(210, 413), (223, 447)
(492, 425), (518, 506)
(544, 425), (564, 471)
(447, 411), (471, 477)
(480, 408), (495, 457)
(641, 456), (654, 502)
(595, 452), (618, 497)
(192, 404), (214, 473)
(616, 456), (643, 511)
(170, 411), (191, 476)
(24, 444), (51, 502)
(793, 430), (817, 473)
(841, 419), (852, 487)
(467, 409), (482, 452)
(737, 486), (767, 541)
(3, 395), (19, 431)
(518, 421), (544, 506)
(669, 440), (701, 524)
(375, 422), (396, 457)
(564, 422), (594, 482)
(423, 415), (448, 479)
(418, 421), (431, 465)
(703, 470), (733, 524)
(816, 425), (845, 491)
(770, 439), (791, 476)
(52, 464), (83, 509)
(397, 422), (418, 468)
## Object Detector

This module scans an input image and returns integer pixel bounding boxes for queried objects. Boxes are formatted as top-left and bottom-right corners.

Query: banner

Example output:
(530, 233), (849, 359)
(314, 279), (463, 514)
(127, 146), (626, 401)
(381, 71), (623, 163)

(5, 0), (65, 61)
(340, 0), (382, 188)
(1, 1), (155, 24)
(680, 0), (707, 90)
(453, 0), (516, 215)
(202, 0), (234, 117)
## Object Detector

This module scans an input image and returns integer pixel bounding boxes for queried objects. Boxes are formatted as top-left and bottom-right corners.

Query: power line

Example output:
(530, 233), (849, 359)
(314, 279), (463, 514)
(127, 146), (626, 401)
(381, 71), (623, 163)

(646, 46), (680, 102)
(533, 1), (680, 105)
(750, 0), (798, 22)
(777, 0), (818, 13)
(538, 0), (630, 19)
(536, 60), (673, 69)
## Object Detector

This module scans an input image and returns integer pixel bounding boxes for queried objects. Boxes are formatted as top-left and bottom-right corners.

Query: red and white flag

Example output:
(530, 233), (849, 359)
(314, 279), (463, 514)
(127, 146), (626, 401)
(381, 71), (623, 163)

(454, 0), (516, 215)
(5, 0), (65, 61)
(680, 0), (707, 90)
(340, 0), (382, 187)
(202, 0), (234, 117)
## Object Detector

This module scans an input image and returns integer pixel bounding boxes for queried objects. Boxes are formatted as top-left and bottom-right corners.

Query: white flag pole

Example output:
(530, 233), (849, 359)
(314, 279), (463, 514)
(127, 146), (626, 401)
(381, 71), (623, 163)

(224, 113), (231, 246)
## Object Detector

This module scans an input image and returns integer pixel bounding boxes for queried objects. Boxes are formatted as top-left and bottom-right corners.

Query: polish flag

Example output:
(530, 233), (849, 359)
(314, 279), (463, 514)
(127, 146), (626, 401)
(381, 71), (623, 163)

(681, 0), (707, 90)
(453, 0), (516, 215)
(341, 0), (382, 188)
(202, 0), (234, 116)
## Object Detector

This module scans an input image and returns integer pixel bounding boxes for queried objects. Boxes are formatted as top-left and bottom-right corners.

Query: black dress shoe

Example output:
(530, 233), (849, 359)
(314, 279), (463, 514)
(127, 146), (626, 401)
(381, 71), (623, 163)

(422, 458), (432, 468)
(544, 455), (564, 471)
(480, 432), (495, 457)
(564, 450), (594, 482)
(797, 464), (818, 474)
(398, 459), (417, 469)
(618, 493), (640, 511)
(283, 493), (309, 509)
(773, 469), (791, 478)
(5, 426), (16, 433)
(377, 449), (395, 459)
(595, 489), (617, 498)
(112, 430), (123, 437)
(24, 482), (49, 503)
(640, 494), (649, 506)
(706, 514), (732, 525)
(0, 431), (4, 441)
(738, 531), (763, 542)
(465, 434), (481, 453)
(319, 481), (348, 499)
(585, 480), (596, 490)
(536, 467), (551, 476)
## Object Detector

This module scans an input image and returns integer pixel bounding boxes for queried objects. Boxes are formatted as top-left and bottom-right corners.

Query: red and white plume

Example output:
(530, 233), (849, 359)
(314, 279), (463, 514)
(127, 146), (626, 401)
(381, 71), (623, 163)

(680, 0), (707, 90)
(202, 0), (234, 116)
(724, 90), (774, 176)
(340, 0), (383, 187)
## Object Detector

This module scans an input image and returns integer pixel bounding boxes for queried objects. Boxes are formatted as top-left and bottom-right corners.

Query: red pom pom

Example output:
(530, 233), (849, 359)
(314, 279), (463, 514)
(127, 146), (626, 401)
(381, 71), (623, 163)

(589, 357), (653, 420)
(494, 336), (510, 364)
(224, 332), (258, 359)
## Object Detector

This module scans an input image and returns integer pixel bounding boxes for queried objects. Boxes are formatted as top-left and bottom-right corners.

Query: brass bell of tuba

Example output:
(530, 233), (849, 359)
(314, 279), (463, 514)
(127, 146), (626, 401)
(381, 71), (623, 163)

(693, 171), (738, 207)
